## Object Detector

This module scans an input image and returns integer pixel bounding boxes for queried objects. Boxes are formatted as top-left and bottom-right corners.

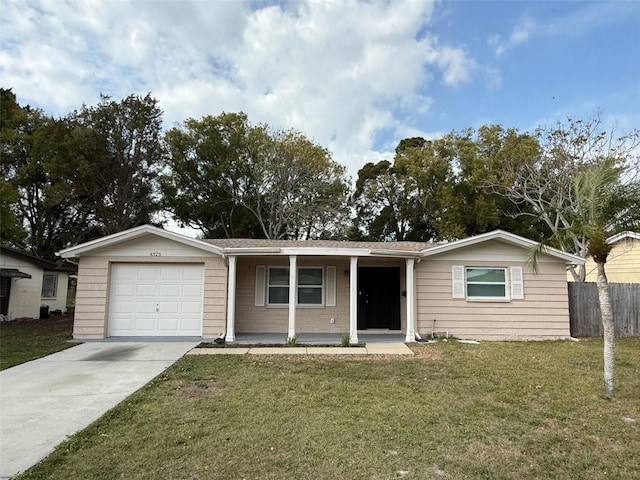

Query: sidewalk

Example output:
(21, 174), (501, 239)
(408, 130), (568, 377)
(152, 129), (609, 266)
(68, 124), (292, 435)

(187, 343), (414, 356)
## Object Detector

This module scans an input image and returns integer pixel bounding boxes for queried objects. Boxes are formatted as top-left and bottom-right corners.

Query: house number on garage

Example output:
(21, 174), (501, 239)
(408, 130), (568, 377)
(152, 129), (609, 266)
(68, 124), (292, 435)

(149, 251), (162, 256)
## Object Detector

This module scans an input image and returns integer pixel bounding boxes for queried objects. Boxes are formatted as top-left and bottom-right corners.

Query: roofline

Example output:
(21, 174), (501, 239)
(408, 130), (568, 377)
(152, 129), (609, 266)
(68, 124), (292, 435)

(56, 225), (224, 258)
(0, 245), (63, 270)
(607, 231), (640, 244)
(420, 230), (585, 265)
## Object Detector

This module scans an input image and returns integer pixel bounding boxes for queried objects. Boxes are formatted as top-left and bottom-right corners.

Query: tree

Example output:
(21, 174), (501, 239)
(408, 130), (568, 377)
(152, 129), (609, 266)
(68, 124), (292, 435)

(0, 88), (87, 259)
(162, 112), (263, 238)
(571, 158), (639, 398)
(352, 127), (546, 242)
(63, 94), (165, 235)
(490, 116), (640, 281)
(162, 113), (350, 239)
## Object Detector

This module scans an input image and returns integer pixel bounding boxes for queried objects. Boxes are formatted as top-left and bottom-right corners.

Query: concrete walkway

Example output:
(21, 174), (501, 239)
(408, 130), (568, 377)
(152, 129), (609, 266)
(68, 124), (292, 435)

(188, 342), (414, 356)
(0, 341), (198, 479)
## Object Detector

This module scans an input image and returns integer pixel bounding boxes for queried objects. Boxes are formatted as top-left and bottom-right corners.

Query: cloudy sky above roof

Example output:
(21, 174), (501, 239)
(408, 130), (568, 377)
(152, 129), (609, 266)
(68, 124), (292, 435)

(1, 0), (639, 178)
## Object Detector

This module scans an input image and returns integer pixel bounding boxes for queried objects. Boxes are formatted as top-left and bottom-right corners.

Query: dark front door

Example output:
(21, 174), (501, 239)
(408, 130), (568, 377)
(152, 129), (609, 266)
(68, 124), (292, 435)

(357, 267), (401, 330)
(0, 277), (11, 316)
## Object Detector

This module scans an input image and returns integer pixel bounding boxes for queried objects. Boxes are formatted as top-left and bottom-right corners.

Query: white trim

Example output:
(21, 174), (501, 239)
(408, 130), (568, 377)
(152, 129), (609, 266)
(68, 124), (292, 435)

(57, 225), (223, 258)
(349, 257), (358, 344)
(607, 231), (640, 244)
(288, 256), (297, 341)
(421, 230), (585, 265)
(405, 258), (416, 342)
(225, 256), (237, 342)
(266, 265), (325, 306)
(465, 267), (509, 300)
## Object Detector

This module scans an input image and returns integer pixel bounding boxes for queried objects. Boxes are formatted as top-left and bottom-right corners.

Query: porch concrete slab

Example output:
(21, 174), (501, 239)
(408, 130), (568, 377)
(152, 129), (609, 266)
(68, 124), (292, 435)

(0, 341), (197, 480)
(306, 347), (368, 355)
(365, 343), (414, 355)
(187, 348), (250, 355)
(248, 347), (309, 355)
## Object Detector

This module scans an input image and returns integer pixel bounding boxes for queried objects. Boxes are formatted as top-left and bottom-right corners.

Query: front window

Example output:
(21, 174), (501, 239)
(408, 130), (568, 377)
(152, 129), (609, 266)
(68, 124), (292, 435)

(267, 267), (324, 305)
(42, 273), (58, 298)
(267, 267), (290, 304)
(466, 268), (507, 299)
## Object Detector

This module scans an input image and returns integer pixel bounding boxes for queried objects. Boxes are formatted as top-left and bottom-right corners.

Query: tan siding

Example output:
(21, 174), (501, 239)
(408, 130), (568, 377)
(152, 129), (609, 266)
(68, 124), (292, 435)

(415, 257), (571, 340)
(72, 254), (227, 340)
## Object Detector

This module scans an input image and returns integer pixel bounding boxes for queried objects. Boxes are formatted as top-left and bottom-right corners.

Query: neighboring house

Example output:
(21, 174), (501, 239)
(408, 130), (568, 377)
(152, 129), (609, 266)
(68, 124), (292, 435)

(58, 225), (584, 342)
(0, 246), (72, 320)
(580, 232), (640, 283)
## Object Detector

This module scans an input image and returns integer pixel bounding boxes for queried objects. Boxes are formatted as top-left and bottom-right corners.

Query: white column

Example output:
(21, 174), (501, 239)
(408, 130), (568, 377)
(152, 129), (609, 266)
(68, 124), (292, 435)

(349, 256), (359, 344)
(405, 258), (416, 342)
(225, 255), (237, 342)
(288, 255), (297, 341)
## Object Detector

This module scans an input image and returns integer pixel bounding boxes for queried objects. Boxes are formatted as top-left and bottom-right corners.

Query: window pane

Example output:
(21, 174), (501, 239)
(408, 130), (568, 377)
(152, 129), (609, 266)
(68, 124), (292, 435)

(298, 268), (322, 286)
(269, 268), (289, 286)
(467, 284), (506, 297)
(41, 274), (58, 298)
(268, 286), (289, 304)
(466, 268), (505, 283)
(298, 287), (322, 304)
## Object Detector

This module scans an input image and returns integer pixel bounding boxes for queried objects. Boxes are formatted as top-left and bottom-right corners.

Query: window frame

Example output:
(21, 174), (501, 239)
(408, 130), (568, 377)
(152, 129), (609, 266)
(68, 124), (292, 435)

(266, 266), (325, 307)
(41, 273), (58, 299)
(465, 267), (509, 300)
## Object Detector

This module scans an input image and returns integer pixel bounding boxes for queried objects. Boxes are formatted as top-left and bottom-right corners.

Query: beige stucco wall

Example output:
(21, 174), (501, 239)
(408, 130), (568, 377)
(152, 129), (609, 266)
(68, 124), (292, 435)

(234, 256), (408, 334)
(72, 235), (227, 339)
(582, 237), (640, 283)
(0, 255), (43, 319)
(415, 242), (571, 340)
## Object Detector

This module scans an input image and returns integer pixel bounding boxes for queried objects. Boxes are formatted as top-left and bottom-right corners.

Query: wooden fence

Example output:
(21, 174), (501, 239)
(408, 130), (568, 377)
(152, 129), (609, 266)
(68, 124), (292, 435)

(568, 282), (640, 337)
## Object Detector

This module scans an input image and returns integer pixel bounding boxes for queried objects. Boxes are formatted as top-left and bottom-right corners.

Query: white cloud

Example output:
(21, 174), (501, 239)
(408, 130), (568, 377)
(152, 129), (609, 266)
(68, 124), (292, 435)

(488, 17), (536, 57)
(0, 0), (479, 176)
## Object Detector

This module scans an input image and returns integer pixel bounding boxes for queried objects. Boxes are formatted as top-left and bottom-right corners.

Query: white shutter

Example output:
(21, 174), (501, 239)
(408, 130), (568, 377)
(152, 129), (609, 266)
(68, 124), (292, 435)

(510, 266), (524, 300)
(452, 265), (465, 298)
(326, 266), (336, 307)
(255, 265), (266, 306)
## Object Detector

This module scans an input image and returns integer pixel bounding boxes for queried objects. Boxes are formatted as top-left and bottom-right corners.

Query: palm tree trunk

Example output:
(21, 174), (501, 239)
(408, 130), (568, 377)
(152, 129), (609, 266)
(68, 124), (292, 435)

(596, 261), (615, 399)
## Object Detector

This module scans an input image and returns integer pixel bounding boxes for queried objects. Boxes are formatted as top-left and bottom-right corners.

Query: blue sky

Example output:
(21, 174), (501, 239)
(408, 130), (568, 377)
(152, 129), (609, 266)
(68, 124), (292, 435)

(1, 0), (639, 178)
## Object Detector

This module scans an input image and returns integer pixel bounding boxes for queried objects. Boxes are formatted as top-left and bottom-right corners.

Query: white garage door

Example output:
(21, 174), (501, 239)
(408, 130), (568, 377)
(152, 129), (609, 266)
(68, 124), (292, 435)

(109, 264), (204, 337)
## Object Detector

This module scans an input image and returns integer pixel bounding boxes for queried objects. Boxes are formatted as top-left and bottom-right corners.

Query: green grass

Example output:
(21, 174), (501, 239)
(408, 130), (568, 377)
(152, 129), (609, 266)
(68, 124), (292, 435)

(16, 337), (640, 479)
(0, 316), (74, 370)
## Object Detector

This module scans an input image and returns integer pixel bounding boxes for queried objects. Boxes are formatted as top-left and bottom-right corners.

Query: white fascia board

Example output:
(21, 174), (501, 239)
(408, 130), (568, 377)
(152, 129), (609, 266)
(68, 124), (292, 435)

(420, 229), (585, 265)
(278, 247), (371, 257)
(223, 246), (419, 258)
(607, 231), (640, 244)
(57, 225), (223, 258)
(222, 247), (282, 255)
(368, 249), (421, 258)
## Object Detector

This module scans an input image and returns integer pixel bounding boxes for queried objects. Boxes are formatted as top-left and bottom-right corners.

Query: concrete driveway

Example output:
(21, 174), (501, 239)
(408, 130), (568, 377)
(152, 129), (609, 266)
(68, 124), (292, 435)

(0, 341), (198, 479)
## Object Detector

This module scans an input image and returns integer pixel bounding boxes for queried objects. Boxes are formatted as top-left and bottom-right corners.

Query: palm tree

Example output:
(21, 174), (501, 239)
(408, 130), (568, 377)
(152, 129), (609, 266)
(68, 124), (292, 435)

(530, 156), (639, 399)
(572, 157), (639, 399)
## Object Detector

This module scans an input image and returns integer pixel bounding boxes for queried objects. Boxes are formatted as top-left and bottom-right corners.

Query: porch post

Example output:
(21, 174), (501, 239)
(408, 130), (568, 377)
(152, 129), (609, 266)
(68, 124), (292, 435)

(405, 258), (416, 342)
(349, 256), (358, 344)
(225, 255), (237, 342)
(288, 255), (297, 341)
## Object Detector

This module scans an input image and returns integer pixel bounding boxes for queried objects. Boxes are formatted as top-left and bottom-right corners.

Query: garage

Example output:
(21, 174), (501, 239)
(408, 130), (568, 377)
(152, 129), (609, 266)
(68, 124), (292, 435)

(109, 264), (204, 337)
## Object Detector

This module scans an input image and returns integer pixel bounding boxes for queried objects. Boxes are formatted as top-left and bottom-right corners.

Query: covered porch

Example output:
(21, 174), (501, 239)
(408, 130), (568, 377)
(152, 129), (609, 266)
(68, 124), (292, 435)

(223, 251), (419, 344)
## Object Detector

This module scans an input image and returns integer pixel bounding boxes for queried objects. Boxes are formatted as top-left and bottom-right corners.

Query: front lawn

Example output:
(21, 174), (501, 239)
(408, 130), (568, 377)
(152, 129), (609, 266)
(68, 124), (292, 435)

(18, 338), (640, 480)
(0, 316), (74, 370)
